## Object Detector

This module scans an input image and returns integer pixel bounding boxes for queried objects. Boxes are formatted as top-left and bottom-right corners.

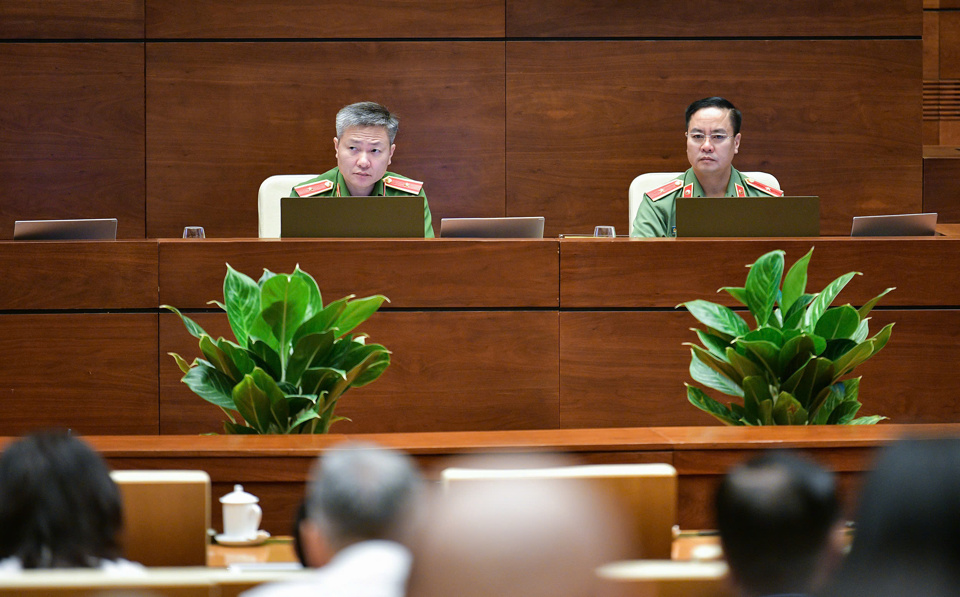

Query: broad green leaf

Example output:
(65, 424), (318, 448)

(249, 339), (283, 379)
(815, 305), (861, 340)
(742, 327), (784, 348)
(292, 297), (349, 347)
(285, 331), (336, 386)
(782, 358), (834, 409)
(803, 272), (860, 332)
(779, 335), (818, 379)
(868, 323), (895, 357)
(690, 355), (744, 397)
(822, 339), (859, 362)
(199, 334), (240, 381)
(248, 316), (276, 352)
(223, 421), (259, 434)
(260, 274), (311, 365)
(352, 353), (391, 387)
(757, 399), (774, 425)
(726, 347), (767, 380)
(849, 415), (887, 425)
(232, 374), (273, 433)
(782, 294), (816, 330)
(169, 352), (191, 374)
(832, 341), (876, 379)
(843, 377), (861, 402)
(812, 383), (845, 425)
(737, 339), (781, 378)
(690, 346), (744, 388)
(680, 300), (750, 338)
(853, 318), (870, 343)
(251, 368), (288, 429)
(695, 329), (732, 360)
(858, 287), (895, 320)
(301, 367), (346, 396)
(258, 269), (277, 287)
(223, 264), (261, 347)
(742, 375), (774, 425)
(182, 363), (236, 410)
(326, 349), (393, 402)
(772, 392), (808, 425)
(288, 408), (321, 433)
(744, 250), (784, 327)
(829, 398), (862, 425)
(208, 300), (227, 312)
(781, 247), (814, 313)
(161, 305), (209, 339)
(719, 286), (748, 306)
(291, 265), (323, 319)
(334, 295), (389, 338)
(218, 340), (257, 378)
(686, 385), (743, 425)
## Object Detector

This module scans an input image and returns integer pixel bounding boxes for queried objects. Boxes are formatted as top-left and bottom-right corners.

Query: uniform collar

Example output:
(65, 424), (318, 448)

(686, 166), (744, 197)
(334, 169), (384, 197)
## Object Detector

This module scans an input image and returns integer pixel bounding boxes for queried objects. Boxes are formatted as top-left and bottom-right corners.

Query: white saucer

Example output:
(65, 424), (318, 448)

(215, 530), (271, 547)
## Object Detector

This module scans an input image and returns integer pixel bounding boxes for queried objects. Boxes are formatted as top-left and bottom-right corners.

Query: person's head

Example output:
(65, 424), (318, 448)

(302, 441), (422, 564)
(823, 438), (960, 597)
(333, 101), (399, 197)
(715, 450), (840, 597)
(685, 97), (742, 180)
(0, 430), (123, 568)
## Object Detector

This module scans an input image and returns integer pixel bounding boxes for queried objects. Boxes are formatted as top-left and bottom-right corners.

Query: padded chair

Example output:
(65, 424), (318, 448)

(110, 470), (211, 567)
(628, 171), (781, 231)
(441, 463), (678, 559)
(258, 174), (318, 238)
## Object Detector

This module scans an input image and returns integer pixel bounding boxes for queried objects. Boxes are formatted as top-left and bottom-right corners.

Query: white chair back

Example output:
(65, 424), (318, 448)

(258, 175), (318, 238)
(628, 171), (781, 230)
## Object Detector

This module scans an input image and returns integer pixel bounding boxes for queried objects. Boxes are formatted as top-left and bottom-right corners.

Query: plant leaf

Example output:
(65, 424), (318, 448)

(285, 331), (336, 386)
(803, 271), (860, 332)
(815, 305), (861, 340)
(232, 374), (272, 433)
(822, 339), (859, 362)
(199, 334), (240, 381)
(832, 341), (876, 379)
(812, 382), (846, 425)
(161, 305), (209, 339)
(218, 340), (257, 378)
(869, 322), (895, 357)
(781, 247), (814, 314)
(223, 421), (258, 434)
(223, 264), (261, 347)
(849, 415), (887, 425)
(858, 287), (895, 320)
(301, 367), (346, 396)
(736, 339), (782, 379)
(742, 327), (785, 348)
(686, 385), (743, 425)
(744, 250), (784, 327)
(293, 296), (350, 347)
(726, 346), (767, 380)
(719, 286), (748, 306)
(772, 392), (808, 425)
(249, 339), (283, 379)
(782, 293), (816, 330)
(169, 352), (191, 374)
(742, 375), (774, 425)
(291, 265), (323, 319)
(679, 300), (750, 338)
(182, 363), (236, 410)
(694, 329), (732, 360)
(260, 274), (311, 367)
(690, 354), (744, 397)
(334, 295), (390, 338)
(690, 345), (744, 389)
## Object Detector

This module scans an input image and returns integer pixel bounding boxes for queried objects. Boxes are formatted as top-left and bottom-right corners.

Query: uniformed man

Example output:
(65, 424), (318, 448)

(291, 101), (435, 238)
(631, 97), (783, 238)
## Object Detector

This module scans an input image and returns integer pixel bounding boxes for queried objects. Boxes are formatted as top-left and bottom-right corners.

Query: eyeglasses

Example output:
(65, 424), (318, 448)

(686, 132), (730, 145)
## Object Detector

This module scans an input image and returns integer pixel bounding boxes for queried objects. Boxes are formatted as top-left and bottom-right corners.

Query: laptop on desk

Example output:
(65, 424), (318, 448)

(280, 196), (423, 238)
(14, 218), (117, 240)
(440, 217), (545, 238)
(851, 213), (938, 236)
(675, 196), (820, 237)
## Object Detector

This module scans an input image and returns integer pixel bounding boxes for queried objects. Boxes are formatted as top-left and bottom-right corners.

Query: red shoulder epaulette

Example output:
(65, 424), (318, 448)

(293, 179), (334, 197)
(682, 183), (694, 197)
(745, 178), (784, 197)
(645, 178), (683, 202)
(383, 176), (423, 194)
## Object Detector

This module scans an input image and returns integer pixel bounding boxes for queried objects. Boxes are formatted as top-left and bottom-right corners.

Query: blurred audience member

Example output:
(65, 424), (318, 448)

(0, 430), (142, 571)
(716, 451), (842, 597)
(407, 456), (626, 597)
(821, 438), (960, 597)
(242, 441), (424, 597)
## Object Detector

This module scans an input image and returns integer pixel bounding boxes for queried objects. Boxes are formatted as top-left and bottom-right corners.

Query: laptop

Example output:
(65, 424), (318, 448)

(675, 197), (820, 237)
(440, 217), (545, 239)
(281, 196), (423, 238)
(13, 218), (117, 240)
(851, 213), (938, 236)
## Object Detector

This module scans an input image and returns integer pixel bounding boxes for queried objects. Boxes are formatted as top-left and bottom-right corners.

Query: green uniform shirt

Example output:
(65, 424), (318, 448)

(631, 167), (780, 238)
(290, 167), (435, 238)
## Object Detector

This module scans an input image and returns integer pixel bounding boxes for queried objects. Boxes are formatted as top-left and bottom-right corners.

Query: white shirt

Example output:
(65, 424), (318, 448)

(241, 540), (412, 597)
(0, 556), (145, 573)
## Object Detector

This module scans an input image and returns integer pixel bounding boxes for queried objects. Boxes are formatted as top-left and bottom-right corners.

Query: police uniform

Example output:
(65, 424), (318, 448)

(290, 167), (435, 238)
(630, 167), (783, 238)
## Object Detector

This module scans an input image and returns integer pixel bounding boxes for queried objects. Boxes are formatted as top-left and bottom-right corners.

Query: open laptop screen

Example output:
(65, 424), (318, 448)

(675, 197), (819, 237)
(14, 218), (117, 240)
(280, 196), (423, 238)
(851, 213), (937, 236)
(440, 217), (545, 239)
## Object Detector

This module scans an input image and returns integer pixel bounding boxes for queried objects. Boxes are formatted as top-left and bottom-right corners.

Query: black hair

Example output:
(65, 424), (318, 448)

(0, 431), (123, 568)
(685, 97), (742, 135)
(716, 450), (838, 596)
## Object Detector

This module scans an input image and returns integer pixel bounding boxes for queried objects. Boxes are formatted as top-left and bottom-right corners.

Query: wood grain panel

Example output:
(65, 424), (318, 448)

(0, 43), (145, 239)
(560, 238), (960, 308)
(146, 42), (505, 239)
(158, 239), (558, 308)
(159, 311), (559, 434)
(146, 0), (503, 38)
(0, 241), (157, 310)
(506, 41), (921, 237)
(0, 314), (158, 435)
(0, 1), (143, 38)
(507, 0), (919, 37)
(924, 149), (960, 222)
(939, 11), (960, 78)
(560, 310), (960, 429)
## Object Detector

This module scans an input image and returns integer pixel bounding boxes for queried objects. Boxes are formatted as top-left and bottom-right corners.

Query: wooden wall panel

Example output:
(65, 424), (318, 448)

(146, 42), (505, 239)
(0, 314), (159, 435)
(0, 43), (145, 239)
(0, 1), (143, 38)
(560, 310), (960, 429)
(507, 0), (919, 38)
(560, 238), (960, 308)
(146, 0), (504, 38)
(923, 147), (960, 221)
(158, 239), (558, 309)
(159, 311), (559, 434)
(506, 40), (921, 237)
(0, 241), (158, 310)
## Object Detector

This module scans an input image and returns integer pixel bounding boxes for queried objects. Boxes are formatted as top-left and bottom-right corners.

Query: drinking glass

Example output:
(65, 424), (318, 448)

(183, 226), (206, 239)
(594, 226), (616, 238)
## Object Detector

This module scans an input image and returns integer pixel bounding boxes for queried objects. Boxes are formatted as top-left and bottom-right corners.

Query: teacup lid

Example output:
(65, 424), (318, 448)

(219, 484), (259, 505)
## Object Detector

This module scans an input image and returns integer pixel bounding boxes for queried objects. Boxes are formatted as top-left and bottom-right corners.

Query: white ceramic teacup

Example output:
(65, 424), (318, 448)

(220, 484), (262, 540)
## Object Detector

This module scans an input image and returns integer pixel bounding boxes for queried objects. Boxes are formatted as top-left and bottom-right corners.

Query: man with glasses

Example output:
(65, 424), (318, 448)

(631, 97), (782, 237)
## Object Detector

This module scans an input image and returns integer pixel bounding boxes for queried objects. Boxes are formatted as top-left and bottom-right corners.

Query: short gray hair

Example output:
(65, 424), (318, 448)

(335, 102), (400, 143)
(306, 442), (421, 547)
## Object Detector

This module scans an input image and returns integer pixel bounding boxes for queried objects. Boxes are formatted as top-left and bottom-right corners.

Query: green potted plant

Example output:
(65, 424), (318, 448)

(163, 264), (390, 434)
(681, 248), (894, 425)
